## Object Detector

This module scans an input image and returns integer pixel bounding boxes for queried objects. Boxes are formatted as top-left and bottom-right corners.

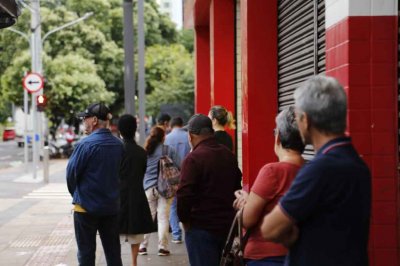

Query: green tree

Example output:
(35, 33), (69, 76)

(0, 50), (114, 124)
(179, 29), (194, 53)
(45, 53), (114, 126)
(145, 44), (194, 117)
(0, 0), (192, 125)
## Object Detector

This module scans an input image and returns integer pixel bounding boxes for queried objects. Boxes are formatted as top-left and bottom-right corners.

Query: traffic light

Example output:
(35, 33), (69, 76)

(36, 94), (47, 112)
(0, 1), (20, 29)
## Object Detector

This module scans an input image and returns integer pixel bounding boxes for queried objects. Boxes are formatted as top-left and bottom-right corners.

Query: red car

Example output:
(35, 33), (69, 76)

(3, 128), (16, 141)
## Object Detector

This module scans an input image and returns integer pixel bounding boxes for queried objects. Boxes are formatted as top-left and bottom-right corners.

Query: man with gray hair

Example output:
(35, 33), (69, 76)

(260, 76), (371, 266)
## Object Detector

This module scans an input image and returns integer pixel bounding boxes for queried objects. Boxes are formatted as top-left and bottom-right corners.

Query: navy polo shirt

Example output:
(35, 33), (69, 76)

(280, 137), (371, 266)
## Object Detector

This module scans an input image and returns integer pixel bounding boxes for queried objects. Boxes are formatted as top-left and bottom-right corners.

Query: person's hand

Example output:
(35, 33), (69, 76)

(233, 190), (248, 210)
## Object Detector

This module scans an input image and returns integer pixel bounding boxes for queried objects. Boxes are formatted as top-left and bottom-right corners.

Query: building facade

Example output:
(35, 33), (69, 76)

(185, 0), (399, 264)
(156, 0), (183, 29)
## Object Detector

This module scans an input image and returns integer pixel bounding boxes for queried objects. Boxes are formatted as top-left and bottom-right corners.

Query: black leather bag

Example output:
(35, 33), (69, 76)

(220, 209), (250, 266)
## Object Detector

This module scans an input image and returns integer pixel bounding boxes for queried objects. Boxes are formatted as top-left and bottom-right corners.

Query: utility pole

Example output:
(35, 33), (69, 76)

(30, 0), (42, 179)
(138, 0), (145, 145)
(123, 0), (136, 116)
(8, 4), (93, 180)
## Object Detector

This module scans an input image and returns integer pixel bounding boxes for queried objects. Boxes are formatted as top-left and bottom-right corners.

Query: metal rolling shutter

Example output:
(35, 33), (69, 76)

(277, 0), (325, 159)
(235, 0), (242, 170)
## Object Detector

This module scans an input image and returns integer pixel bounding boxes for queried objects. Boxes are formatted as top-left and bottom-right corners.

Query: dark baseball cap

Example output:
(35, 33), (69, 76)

(183, 114), (214, 135)
(77, 103), (110, 120)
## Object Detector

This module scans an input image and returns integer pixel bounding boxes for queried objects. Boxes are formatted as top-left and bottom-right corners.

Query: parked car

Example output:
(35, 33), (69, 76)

(3, 128), (16, 141)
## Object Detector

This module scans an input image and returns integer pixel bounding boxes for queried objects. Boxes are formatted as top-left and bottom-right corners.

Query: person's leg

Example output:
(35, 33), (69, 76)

(185, 227), (225, 266)
(139, 187), (158, 252)
(169, 196), (182, 242)
(157, 191), (173, 253)
(131, 244), (140, 266)
(98, 214), (123, 266)
(74, 212), (98, 266)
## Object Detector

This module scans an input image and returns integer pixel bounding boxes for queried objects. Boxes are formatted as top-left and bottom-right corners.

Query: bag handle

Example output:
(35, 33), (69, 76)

(237, 208), (251, 252)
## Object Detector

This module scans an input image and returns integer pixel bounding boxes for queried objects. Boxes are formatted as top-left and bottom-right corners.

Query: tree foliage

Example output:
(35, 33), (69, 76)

(0, 0), (193, 125)
(146, 44), (194, 116)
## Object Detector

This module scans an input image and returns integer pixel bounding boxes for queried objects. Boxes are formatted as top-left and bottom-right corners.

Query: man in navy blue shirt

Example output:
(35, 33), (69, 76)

(260, 76), (371, 266)
(67, 103), (123, 266)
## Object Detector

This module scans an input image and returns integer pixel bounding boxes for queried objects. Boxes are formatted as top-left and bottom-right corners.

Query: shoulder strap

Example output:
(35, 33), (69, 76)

(162, 145), (169, 156)
(238, 208), (251, 251)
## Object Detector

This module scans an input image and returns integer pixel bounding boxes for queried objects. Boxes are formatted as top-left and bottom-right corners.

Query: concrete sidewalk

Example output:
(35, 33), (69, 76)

(0, 159), (189, 265)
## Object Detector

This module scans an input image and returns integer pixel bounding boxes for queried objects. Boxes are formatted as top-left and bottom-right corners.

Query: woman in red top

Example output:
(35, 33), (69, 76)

(234, 106), (305, 266)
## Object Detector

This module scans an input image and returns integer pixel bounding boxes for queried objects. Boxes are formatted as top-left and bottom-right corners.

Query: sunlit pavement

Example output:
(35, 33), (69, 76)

(0, 159), (189, 265)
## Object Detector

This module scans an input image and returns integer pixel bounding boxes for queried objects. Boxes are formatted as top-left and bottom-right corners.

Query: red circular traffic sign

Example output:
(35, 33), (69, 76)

(22, 73), (44, 93)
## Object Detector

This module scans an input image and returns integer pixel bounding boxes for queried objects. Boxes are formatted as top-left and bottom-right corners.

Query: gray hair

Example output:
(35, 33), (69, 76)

(294, 75), (347, 134)
(276, 106), (305, 153)
(97, 119), (109, 128)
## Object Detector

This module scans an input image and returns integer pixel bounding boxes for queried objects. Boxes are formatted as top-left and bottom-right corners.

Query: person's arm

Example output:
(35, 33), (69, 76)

(240, 164), (279, 229)
(177, 156), (199, 230)
(242, 192), (268, 228)
(260, 204), (298, 247)
(67, 144), (88, 196)
(261, 163), (323, 247)
(66, 143), (87, 196)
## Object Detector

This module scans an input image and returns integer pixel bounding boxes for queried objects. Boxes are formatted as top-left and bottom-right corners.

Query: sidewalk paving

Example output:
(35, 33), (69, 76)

(0, 159), (189, 265)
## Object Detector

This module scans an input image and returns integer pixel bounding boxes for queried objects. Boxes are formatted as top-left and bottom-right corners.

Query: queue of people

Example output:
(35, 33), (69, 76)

(66, 75), (371, 266)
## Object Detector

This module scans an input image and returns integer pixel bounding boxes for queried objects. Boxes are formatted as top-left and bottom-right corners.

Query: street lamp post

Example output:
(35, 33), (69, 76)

(123, 0), (135, 117)
(30, 0), (41, 179)
(5, 28), (30, 172)
(36, 11), (93, 175)
(41, 12), (93, 43)
(138, 0), (146, 146)
(6, 5), (93, 179)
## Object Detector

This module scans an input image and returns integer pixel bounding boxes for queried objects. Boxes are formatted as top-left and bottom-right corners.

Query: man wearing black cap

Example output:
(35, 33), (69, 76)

(67, 103), (124, 266)
(177, 114), (242, 266)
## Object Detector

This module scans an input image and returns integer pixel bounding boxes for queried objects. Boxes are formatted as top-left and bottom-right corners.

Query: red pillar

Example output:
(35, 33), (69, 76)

(194, 26), (211, 114)
(210, 0), (235, 108)
(209, 0), (236, 141)
(326, 13), (399, 266)
(240, 0), (278, 189)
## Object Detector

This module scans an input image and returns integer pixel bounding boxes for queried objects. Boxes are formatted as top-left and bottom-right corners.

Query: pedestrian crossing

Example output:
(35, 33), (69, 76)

(24, 183), (71, 199)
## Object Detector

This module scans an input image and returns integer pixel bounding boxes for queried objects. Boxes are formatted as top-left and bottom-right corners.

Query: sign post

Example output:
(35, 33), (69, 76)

(22, 72), (44, 179)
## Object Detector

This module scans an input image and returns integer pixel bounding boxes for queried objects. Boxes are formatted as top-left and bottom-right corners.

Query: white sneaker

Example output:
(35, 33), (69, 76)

(172, 239), (183, 244)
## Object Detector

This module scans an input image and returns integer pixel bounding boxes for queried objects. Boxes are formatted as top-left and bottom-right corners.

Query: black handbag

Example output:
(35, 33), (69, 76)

(220, 209), (250, 266)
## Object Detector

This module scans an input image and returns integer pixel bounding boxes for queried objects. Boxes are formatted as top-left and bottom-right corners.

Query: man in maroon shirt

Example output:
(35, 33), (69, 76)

(177, 114), (242, 266)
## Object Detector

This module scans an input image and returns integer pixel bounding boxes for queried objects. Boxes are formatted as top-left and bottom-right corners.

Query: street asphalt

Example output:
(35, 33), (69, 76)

(0, 159), (189, 265)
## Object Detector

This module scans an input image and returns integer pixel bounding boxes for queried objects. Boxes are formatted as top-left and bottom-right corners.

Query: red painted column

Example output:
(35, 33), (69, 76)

(326, 14), (398, 266)
(240, 0), (278, 189)
(194, 26), (211, 115)
(209, 0), (236, 141)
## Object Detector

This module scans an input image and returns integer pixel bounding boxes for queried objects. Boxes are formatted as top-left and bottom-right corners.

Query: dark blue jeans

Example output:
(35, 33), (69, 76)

(74, 212), (122, 266)
(185, 227), (226, 266)
(246, 256), (286, 266)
